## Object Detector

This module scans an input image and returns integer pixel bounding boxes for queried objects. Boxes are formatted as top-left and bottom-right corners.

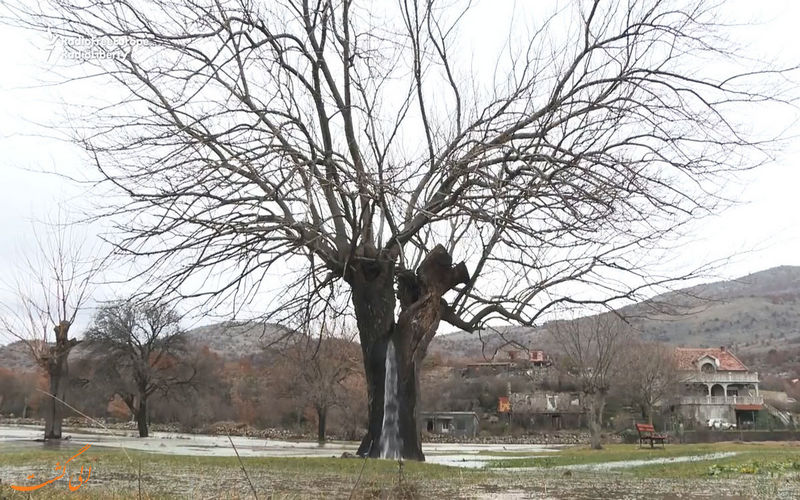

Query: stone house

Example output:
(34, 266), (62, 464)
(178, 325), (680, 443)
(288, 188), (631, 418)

(674, 347), (762, 427)
(421, 411), (480, 437)
(508, 391), (582, 429)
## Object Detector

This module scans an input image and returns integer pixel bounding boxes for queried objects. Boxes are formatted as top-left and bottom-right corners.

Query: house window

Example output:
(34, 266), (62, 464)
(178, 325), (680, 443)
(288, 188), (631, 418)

(441, 420), (450, 433)
(701, 362), (715, 373)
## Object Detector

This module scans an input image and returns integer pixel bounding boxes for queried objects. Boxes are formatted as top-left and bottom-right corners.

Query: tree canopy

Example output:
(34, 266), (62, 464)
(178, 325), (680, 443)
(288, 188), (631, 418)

(4, 0), (789, 327)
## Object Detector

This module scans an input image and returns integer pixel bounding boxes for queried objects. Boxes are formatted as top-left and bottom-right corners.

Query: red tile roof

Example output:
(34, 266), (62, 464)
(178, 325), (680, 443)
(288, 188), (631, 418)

(675, 347), (749, 372)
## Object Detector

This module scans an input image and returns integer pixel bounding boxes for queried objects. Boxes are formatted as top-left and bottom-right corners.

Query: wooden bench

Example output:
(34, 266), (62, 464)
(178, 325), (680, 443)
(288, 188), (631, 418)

(635, 423), (667, 448)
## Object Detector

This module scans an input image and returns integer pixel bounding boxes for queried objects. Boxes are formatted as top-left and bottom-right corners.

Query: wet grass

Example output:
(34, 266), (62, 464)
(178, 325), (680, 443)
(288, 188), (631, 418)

(474, 449), (555, 457)
(632, 444), (800, 479)
(486, 442), (734, 468)
(0, 445), (471, 477)
(2, 441), (799, 498)
(485, 442), (800, 481)
(0, 444), (490, 499)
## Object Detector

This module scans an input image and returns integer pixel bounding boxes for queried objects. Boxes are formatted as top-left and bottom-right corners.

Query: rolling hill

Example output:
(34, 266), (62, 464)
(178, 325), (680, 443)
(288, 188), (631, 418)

(428, 266), (800, 376)
(2, 266), (799, 377)
(0, 321), (293, 372)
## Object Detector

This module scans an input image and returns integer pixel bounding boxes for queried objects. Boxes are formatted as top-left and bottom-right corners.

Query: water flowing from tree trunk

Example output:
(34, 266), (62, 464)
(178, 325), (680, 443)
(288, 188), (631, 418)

(379, 340), (402, 459)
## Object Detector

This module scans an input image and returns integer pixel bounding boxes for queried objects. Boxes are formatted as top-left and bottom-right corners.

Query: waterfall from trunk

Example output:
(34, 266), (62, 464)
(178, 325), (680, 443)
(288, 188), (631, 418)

(379, 340), (402, 459)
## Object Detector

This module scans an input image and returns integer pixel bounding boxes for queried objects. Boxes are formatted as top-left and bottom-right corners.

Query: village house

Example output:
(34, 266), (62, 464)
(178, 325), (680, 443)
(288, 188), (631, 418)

(462, 350), (551, 377)
(507, 391), (583, 429)
(505, 349), (550, 367)
(420, 411), (480, 437)
(674, 347), (762, 427)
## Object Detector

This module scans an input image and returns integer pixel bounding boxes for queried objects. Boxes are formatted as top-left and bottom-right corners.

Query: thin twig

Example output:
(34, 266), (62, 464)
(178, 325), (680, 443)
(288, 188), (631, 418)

(349, 439), (373, 500)
(227, 431), (259, 500)
(138, 459), (142, 500)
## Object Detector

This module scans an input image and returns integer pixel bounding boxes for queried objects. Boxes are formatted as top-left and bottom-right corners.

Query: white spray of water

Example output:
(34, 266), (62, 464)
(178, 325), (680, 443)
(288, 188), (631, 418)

(379, 339), (402, 459)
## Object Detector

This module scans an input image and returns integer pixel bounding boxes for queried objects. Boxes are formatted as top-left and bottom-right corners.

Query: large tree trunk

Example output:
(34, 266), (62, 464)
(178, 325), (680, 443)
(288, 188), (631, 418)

(349, 252), (406, 459)
(355, 336), (426, 460)
(44, 358), (67, 439)
(43, 321), (76, 440)
(317, 406), (327, 443)
(136, 395), (149, 438)
(586, 393), (606, 450)
(349, 244), (469, 461)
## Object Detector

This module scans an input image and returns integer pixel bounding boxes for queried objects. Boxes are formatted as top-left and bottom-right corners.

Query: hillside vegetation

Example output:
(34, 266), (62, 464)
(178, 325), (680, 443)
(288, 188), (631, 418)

(429, 266), (800, 377)
(2, 266), (799, 380)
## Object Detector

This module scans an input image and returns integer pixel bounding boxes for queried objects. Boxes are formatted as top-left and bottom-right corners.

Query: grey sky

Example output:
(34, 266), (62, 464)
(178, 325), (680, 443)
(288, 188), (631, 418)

(0, 0), (798, 339)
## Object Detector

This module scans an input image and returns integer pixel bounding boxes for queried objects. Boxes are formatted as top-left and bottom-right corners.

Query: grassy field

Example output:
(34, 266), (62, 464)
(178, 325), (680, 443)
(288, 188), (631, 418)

(1, 442), (799, 499)
(485, 442), (800, 474)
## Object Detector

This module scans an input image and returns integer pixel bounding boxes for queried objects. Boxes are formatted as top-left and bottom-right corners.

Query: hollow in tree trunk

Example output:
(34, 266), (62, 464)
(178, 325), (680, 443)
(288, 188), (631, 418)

(348, 244), (469, 461)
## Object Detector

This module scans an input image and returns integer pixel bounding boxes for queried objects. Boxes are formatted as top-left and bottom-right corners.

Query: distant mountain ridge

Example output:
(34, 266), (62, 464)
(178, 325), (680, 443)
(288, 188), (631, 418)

(0, 321), (293, 372)
(2, 266), (799, 375)
(625, 266), (800, 349)
(184, 321), (293, 359)
(428, 266), (800, 369)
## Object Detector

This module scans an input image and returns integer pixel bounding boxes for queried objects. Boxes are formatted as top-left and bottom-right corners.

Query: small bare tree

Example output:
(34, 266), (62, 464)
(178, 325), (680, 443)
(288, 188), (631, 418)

(273, 323), (361, 442)
(549, 314), (632, 449)
(619, 340), (679, 424)
(85, 299), (192, 437)
(0, 222), (96, 439)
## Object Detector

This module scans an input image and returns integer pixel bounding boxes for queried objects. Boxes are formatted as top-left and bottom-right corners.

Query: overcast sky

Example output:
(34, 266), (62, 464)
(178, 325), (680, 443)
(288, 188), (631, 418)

(1, 0), (799, 338)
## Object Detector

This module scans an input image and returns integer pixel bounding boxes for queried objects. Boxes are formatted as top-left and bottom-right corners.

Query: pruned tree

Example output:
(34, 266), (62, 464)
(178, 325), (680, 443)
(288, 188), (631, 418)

(3, 0), (795, 459)
(549, 314), (632, 449)
(85, 299), (192, 437)
(0, 222), (96, 439)
(619, 340), (679, 423)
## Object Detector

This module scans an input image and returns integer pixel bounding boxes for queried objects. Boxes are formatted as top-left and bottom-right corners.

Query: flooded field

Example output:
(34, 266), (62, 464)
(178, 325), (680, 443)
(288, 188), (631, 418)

(2, 425), (799, 499)
(0, 424), (561, 461)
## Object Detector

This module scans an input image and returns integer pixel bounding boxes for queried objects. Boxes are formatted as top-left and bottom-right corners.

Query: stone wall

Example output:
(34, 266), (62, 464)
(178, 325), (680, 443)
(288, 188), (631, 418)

(682, 429), (800, 443)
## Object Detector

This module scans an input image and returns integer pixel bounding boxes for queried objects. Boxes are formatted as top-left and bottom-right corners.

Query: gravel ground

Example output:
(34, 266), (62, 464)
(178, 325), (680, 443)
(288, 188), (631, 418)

(471, 470), (800, 499)
(3, 458), (799, 499)
(3, 424), (799, 499)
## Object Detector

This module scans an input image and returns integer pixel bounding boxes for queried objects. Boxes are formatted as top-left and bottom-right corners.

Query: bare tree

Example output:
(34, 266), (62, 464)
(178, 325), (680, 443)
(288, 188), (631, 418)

(274, 324), (362, 442)
(0, 368), (39, 417)
(549, 314), (631, 449)
(3, 0), (795, 458)
(85, 299), (192, 437)
(0, 222), (96, 439)
(619, 340), (679, 424)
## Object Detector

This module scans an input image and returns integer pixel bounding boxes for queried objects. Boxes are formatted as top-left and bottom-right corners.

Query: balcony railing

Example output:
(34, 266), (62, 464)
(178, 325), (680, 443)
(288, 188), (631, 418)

(678, 395), (764, 406)
(681, 372), (760, 384)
